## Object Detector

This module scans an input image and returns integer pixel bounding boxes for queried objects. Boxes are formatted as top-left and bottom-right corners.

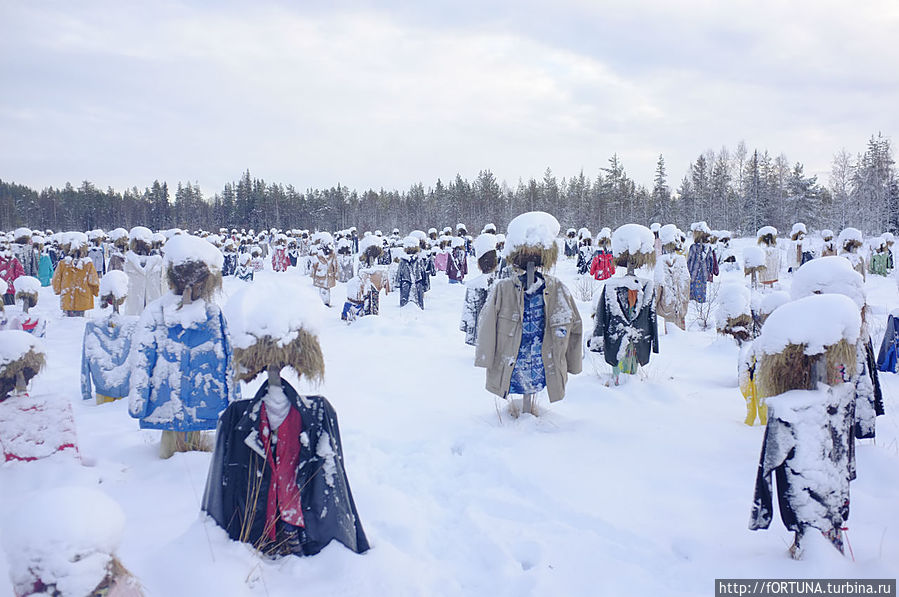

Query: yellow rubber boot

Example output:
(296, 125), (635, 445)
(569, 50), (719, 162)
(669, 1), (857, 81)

(758, 398), (768, 426)
(95, 394), (120, 405)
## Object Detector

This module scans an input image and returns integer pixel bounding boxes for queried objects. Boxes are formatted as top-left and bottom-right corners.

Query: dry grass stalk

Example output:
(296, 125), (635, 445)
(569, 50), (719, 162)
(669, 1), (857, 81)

(233, 330), (324, 384)
(757, 339), (856, 399)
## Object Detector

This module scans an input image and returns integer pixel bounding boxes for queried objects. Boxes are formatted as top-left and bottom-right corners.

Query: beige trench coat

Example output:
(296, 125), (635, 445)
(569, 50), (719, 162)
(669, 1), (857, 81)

(475, 274), (583, 402)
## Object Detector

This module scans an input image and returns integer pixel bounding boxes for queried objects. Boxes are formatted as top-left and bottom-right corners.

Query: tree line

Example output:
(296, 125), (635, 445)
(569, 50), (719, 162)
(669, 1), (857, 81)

(2, 133), (896, 236)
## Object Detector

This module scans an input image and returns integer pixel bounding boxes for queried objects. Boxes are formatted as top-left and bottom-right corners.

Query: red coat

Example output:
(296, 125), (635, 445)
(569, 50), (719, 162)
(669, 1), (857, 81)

(0, 255), (25, 297)
(272, 248), (290, 272)
(590, 251), (615, 281)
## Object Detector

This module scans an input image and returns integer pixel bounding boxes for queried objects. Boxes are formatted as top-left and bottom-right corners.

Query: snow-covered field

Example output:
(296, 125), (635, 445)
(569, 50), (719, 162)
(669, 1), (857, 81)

(1, 240), (898, 597)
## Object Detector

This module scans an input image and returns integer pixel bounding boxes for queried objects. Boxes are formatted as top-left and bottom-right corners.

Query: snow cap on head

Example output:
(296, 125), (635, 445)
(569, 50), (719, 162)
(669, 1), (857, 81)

(758, 290), (790, 316)
(410, 230), (427, 242)
(428, 227), (438, 236)
(566, 228), (577, 237)
(821, 229), (834, 240)
(598, 227), (612, 239)
(715, 281), (751, 335)
(87, 229), (106, 241)
(790, 256), (865, 310)
(403, 235), (420, 250)
(612, 224), (656, 267)
(129, 226), (153, 244)
(659, 224), (679, 247)
(99, 270), (129, 301)
(358, 234), (382, 255)
(64, 231), (89, 250)
(838, 227), (863, 249)
(504, 211), (560, 270)
(314, 231), (334, 247)
(108, 227), (128, 242)
(151, 232), (166, 245)
(650, 222), (661, 233)
(3, 486), (125, 597)
(755, 293), (860, 398)
(790, 223), (807, 238)
(481, 223), (497, 234)
(451, 236), (465, 248)
(882, 232), (895, 244)
(758, 294), (860, 357)
(690, 221), (711, 234)
(239, 252), (251, 265)
(495, 233), (505, 245)
(165, 234), (224, 271)
(577, 227), (591, 240)
(13, 227), (32, 242)
(742, 246), (766, 270)
(757, 226), (778, 240)
(717, 230), (732, 241)
(456, 223), (466, 232)
(225, 277), (326, 382)
(13, 276), (40, 297)
(474, 233), (497, 259)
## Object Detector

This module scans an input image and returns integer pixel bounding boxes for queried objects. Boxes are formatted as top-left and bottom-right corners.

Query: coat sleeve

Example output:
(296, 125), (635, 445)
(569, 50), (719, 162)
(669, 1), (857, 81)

(749, 419), (793, 531)
(80, 326), (93, 401)
(51, 262), (63, 295)
(589, 286), (606, 351)
(650, 284), (660, 354)
(220, 310), (241, 403)
(128, 315), (158, 420)
(87, 262), (100, 296)
(565, 288), (583, 375)
(474, 285), (499, 369)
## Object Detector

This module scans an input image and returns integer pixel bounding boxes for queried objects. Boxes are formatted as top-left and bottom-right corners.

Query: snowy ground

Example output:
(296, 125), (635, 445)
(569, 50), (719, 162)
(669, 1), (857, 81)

(1, 242), (898, 597)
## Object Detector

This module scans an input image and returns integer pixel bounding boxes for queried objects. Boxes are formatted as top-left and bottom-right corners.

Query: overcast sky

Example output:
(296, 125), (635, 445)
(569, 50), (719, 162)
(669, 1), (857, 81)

(1, 0), (897, 197)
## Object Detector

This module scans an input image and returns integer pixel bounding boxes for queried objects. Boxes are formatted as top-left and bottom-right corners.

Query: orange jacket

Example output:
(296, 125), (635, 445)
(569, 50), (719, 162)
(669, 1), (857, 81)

(52, 258), (99, 311)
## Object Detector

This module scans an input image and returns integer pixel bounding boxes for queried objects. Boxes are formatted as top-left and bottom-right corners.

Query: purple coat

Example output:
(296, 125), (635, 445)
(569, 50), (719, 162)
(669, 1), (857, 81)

(446, 247), (468, 282)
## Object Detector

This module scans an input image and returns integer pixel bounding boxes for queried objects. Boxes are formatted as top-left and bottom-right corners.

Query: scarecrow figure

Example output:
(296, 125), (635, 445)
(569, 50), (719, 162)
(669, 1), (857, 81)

(203, 280), (370, 557)
(128, 235), (239, 459)
(590, 224), (659, 385)
(476, 212), (583, 417)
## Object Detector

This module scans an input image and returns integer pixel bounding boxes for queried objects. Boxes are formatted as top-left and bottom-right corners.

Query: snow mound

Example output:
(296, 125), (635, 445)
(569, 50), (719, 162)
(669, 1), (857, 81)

(0, 330), (43, 365)
(129, 226), (153, 244)
(164, 234), (224, 272)
(13, 276), (41, 295)
(611, 224), (654, 258)
(742, 246), (765, 269)
(505, 212), (560, 252)
(716, 282), (750, 328)
(756, 226), (777, 239)
(99, 270), (130, 300)
(474, 233), (497, 259)
(3, 486), (125, 597)
(758, 294), (861, 356)
(659, 224), (679, 245)
(790, 256), (865, 309)
(224, 276), (327, 350)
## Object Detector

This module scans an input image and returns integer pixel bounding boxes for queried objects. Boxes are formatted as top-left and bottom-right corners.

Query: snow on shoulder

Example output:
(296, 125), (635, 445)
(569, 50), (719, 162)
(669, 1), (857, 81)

(164, 234), (224, 272)
(758, 294), (861, 357)
(790, 256), (865, 309)
(100, 270), (130, 299)
(611, 224), (654, 258)
(224, 276), (327, 350)
(2, 486), (126, 597)
(505, 211), (560, 252)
